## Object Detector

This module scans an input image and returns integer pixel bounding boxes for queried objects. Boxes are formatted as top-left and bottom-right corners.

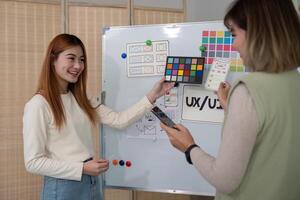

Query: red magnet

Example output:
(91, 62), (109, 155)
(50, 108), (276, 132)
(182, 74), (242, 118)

(125, 161), (132, 167)
(112, 159), (118, 166)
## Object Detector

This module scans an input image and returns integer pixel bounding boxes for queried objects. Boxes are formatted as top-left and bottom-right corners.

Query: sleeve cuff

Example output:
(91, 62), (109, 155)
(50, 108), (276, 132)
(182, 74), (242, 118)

(74, 162), (84, 181)
(190, 146), (203, 165)
(142, 96), (154, 110)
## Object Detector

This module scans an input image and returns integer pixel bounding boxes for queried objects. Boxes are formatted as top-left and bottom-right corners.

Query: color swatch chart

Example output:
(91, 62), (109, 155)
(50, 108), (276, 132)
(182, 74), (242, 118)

(165, 56), (204, 84)
(201, 30), (246, 72)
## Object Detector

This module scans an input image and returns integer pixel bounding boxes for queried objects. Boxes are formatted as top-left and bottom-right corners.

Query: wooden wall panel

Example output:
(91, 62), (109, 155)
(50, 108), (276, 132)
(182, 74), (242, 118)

(69, 6), (128, 96)
(134, 8), (185, 25)
(0, 1), (61, 200)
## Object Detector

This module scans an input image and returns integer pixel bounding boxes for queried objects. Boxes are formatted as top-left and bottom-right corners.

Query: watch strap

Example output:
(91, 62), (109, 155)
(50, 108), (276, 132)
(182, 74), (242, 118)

(184, 144), (199, 164)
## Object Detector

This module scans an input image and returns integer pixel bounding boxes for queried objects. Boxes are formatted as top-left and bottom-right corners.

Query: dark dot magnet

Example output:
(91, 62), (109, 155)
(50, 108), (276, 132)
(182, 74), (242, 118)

(121, 53), (127, 59)
(119, 160), (125, 166)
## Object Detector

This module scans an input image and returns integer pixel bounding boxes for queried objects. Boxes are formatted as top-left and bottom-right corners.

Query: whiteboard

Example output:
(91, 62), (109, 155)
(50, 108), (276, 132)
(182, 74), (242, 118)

(101, 21), (246, 195)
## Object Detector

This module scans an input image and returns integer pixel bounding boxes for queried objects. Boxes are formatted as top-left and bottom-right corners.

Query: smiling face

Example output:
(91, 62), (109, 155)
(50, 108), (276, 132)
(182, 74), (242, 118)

(53, 46), (85, 92)
(230, 21), (247, 59)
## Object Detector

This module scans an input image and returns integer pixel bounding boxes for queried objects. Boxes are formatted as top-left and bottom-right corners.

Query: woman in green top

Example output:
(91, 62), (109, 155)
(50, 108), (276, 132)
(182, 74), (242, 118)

(162, 0), (300, 199)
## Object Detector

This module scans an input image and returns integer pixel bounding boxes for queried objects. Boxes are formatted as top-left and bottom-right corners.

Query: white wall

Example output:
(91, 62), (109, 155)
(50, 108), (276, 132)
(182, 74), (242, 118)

(186, 0), (234, 22)
(293, 0), (300, 13)
(186, 0), (299, 22)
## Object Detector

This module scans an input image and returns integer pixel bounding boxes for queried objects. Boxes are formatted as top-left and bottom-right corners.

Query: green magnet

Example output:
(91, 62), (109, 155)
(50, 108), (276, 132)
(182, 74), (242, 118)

(199, 45), (206, 52)
(146, 40), (152, 46)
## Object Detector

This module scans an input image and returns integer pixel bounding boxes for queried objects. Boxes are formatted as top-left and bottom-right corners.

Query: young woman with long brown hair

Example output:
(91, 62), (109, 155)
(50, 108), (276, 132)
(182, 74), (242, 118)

(23, 33), (174, 200)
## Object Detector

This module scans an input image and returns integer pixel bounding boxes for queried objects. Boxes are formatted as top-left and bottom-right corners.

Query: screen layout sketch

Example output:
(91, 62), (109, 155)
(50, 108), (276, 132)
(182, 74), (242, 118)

(126, 40), (169, 77)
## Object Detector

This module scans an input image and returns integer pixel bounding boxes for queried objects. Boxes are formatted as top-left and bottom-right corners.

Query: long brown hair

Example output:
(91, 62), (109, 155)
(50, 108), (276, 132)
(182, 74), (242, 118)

(224, 0), (300, 72)
(37, 34), (97, 128)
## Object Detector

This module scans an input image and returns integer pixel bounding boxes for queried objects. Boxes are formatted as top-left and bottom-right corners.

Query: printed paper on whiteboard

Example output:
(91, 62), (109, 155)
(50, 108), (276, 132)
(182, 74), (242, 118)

(126, 40), (169, 77)
(182, 85), (224, 123)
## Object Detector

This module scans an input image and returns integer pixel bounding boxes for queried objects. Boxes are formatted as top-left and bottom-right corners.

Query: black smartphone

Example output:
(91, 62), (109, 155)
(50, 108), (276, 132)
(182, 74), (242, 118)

(151, 106), (176, 128)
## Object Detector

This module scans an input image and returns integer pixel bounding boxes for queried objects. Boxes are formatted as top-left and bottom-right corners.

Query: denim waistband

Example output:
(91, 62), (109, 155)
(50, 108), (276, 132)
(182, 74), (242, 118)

(42, 175), (101, 200)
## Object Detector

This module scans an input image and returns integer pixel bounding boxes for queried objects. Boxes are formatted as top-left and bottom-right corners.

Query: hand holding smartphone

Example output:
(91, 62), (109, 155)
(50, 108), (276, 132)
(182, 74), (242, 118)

(151, 106), (176, 128)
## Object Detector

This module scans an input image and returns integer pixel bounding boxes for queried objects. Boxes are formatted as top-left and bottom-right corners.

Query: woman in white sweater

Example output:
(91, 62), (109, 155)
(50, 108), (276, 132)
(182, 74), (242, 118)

(23, 33), (174, 200)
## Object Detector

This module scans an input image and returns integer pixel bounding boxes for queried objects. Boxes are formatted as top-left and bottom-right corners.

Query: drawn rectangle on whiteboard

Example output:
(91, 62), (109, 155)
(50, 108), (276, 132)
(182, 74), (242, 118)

(182, 85), (224, 123)
(127, 40), (169, 77)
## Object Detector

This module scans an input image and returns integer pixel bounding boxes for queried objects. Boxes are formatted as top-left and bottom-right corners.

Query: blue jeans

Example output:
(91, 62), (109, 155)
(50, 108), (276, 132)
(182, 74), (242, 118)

(41, 175), (101, 200)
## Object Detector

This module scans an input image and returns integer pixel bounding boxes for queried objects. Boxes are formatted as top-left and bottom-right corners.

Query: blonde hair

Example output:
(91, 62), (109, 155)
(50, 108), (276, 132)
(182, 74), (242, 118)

(37, 34), (97, 128)
(224, 0), (300, 72)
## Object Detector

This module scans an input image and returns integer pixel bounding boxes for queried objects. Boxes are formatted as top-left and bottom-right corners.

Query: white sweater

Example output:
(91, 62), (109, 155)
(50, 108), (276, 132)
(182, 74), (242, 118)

(23, 92), (152, 181)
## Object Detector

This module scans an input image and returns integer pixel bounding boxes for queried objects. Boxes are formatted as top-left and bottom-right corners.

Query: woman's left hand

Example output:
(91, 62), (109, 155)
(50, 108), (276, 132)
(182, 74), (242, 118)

(146, 77), (175, 104)
(161, 123), (195, 152)
(215, 81), (231, 111)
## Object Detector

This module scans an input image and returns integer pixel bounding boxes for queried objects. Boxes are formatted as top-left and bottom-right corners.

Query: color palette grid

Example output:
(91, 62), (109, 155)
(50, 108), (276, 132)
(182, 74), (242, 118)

(165, 56), (204, 84)
(201, 30), (246, 72)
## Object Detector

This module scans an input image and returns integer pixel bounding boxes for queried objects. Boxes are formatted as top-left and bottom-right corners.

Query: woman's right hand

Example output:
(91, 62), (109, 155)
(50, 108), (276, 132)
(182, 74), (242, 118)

(216, 82), (231, 111)
(83, 157), (109, 176)
(146, 77), (175, 104)
(161, 123), (196, 153)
